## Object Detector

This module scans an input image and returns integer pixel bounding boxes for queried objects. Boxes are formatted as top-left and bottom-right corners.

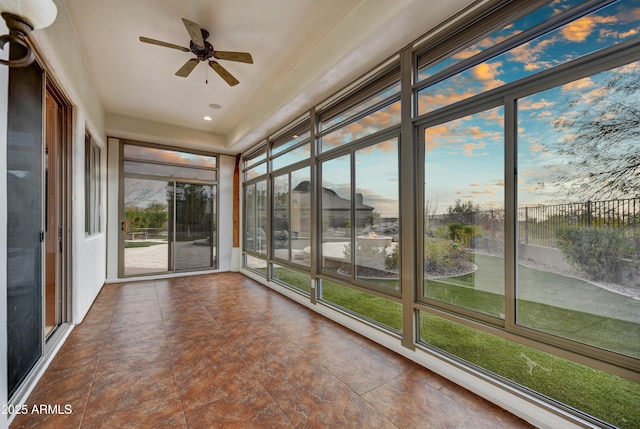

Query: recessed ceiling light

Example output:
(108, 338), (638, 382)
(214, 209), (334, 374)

(208, 103), (221, 110)
(203, 116), (212, 121)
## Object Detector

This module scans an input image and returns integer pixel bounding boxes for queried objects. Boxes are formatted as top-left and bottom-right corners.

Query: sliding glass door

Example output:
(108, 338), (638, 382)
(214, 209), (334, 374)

(7, 47), (44, 398)
(170, 182), (217, 271)
(121, 142), (218, 277)
(123, 177), (170, 276)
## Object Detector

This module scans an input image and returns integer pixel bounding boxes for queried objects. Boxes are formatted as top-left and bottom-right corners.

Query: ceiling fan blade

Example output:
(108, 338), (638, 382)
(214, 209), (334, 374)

(175, 59), (200, 77)
(182, 18), (205, 47)
(209, 61), (239, 86)
(139, 36), (190, 52)
(213, 51), (253, 64)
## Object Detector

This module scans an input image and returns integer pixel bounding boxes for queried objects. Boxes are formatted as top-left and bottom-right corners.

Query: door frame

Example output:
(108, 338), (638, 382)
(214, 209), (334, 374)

(43, 77), (72, 344)
(6, 56), (73, 405)
(118, 140), (220, 278)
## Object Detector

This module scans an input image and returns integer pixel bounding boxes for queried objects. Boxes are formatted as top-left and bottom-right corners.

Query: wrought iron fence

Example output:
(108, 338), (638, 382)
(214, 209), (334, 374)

(518, 198), (640, 249)
(425, 197), (640, 251)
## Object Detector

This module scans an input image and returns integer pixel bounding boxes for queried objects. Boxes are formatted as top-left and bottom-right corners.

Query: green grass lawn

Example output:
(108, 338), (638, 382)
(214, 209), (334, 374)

(269, 265), (640, 428)
(124, 241), (166, 248)
(421, 313), (640, 429)
(427, 254), (640, 358)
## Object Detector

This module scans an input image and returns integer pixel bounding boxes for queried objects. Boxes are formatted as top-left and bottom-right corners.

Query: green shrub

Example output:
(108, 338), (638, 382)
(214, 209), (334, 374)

(448, 223), (483, 247)
(555, 226), (633, 282)
(125, 207), (167, 230)
(424, 237), (469, 276)
(386, 244), (400, 271)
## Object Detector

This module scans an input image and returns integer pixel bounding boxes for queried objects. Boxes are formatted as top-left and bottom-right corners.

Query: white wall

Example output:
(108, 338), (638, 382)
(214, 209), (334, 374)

(30, 0), (107, 324)
(106, 114), (227, 153)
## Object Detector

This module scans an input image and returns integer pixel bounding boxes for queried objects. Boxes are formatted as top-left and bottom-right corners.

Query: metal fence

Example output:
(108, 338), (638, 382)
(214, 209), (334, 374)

(518, 197), (640, 248)
(426, 197), (640, 250)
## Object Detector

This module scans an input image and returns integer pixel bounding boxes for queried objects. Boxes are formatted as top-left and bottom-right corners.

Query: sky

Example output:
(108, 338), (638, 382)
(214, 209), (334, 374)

(321, 0), (640, 218)
(421, 0), (639, 214)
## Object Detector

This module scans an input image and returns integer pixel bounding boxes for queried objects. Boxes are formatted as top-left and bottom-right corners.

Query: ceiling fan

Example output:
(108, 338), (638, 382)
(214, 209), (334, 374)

(139, 18), (253, 86)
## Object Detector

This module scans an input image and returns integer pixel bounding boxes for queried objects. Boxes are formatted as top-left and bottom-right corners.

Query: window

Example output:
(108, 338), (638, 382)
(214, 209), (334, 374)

(319, 137), (401, 294)
(84, 132), (101, 234)
(416, 0), (637, 115)
(120, 142), (218, 276)
(242, 145), (269, 269)
(415, 1), (640, 426)
(243, 180), (267, 257)
(318, 71), (400, 154)
(272, 167), (311, 267)
(516, 63), (640, 359)
(421, 107), (505, 319)
(240, 1), (640, 427)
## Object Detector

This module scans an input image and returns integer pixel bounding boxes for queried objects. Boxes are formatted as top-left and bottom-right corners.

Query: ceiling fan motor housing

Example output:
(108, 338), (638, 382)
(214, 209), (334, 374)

(189, 29), (212, 61)
(190, 39), (215, 61)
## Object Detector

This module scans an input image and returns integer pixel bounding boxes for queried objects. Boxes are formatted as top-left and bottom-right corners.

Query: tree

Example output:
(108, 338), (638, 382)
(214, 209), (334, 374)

(549, 71), (640, 201)
(446, 199), (479, 225)
(173, 184), (210, 238)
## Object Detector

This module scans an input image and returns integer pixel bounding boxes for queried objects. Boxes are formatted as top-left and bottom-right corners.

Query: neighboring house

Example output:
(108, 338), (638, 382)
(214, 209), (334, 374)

(291, 180), (374, 235)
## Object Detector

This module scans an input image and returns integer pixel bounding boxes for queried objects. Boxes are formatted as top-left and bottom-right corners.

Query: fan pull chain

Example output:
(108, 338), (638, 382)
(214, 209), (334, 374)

(206, 64), (208, 84)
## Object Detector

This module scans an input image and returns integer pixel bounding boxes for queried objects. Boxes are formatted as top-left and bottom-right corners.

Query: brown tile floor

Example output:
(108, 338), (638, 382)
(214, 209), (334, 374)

(11, 273), (534, 429)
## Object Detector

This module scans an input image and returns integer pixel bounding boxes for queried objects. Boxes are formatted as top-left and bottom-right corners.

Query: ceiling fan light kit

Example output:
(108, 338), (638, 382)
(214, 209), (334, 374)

(139, 17), (252, 86)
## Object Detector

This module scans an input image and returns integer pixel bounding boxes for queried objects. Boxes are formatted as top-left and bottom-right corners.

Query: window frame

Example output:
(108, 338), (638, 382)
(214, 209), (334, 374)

(84, 131), (101, 235)
(414, 23), (640, 375)
(239, 2), (640, 423)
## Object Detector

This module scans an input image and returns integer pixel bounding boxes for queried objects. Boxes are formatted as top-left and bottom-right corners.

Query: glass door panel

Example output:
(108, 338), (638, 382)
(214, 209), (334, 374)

(123, 177), (170, 276)
(7, 51), (44, 397)
(45, 90), (62, 337)
(173, 182), (216, 271)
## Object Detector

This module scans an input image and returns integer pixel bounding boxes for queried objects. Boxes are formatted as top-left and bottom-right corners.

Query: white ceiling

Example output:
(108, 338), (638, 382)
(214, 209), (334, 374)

(61, 0), (475, 153)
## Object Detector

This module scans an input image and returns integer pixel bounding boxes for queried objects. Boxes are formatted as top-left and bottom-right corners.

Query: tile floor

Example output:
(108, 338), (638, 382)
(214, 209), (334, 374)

(11, 273), (534, 428)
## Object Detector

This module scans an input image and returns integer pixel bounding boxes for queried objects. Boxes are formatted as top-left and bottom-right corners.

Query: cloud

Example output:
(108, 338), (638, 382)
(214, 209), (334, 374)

(471, 62), (505, 90)
(478, 108), (503, 123)
(424, 123), (455, 152)
(320, 102), (400, 150)
(356, 138), (398, 155)
(561, 15), (617, 42)
(616, 61), (640, 75)
(518, 98), (555, 110)
(453, 47), (482, 60)
(529, 144), (545, 153)
(562, 77), (594, 91)
(463, 142), (486, 157)
(418, 86), (478, 113)
(599, 28), (639, 39)
(509, 37), (557, 71)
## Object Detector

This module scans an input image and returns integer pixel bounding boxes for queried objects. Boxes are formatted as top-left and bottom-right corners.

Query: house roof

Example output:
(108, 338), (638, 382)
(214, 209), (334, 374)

(293, 181), (374, 211)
